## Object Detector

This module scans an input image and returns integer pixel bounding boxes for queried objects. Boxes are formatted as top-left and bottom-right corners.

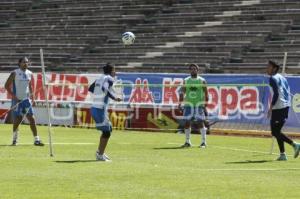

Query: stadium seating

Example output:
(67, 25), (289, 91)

(0, 0), (300, 73)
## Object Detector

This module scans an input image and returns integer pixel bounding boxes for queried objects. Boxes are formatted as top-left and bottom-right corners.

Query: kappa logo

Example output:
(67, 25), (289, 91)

(129, 78), (154, 103)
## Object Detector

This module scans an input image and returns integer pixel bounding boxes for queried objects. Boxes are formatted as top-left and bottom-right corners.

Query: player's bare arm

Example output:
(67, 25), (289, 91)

(4, 71), (18, 101)
(178, 81), (185, 110)
(203, 80), (208, 113)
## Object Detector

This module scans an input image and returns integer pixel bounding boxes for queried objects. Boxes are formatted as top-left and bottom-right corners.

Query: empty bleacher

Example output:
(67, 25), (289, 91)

(0, 0), (300, 73)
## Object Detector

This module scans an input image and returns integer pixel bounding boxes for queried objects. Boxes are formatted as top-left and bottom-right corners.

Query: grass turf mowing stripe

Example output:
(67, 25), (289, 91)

(166, 142), (281, 156)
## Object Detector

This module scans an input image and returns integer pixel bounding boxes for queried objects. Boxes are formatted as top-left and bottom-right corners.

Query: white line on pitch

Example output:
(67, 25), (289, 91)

(167, 142), (279, 155)
(50, 143), (95, 145)
(211, 145), (274, 155)
(191, 168), (300, 171)
(16, 143), (95, 145)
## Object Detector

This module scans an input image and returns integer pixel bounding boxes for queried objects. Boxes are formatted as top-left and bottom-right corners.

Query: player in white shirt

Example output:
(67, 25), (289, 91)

(4, 57), (44, 146)
(89, 63), (122, 161)
(267, 61), (300, 160)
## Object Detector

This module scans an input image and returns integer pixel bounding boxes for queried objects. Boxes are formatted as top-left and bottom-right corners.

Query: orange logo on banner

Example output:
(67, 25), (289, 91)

(110, 112), (127, 130)
(32, 73), (89, 101)
(129, 78), (154, 103)
(76, 108), (127, 130)
(162, 78), (183, 104)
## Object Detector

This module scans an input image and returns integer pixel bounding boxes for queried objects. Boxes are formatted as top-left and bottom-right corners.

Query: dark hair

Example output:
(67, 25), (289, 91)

(189, 63), (199, 70)
(268, 60), (280, 73)
(103, 63), (114, 74)
(18, 57), (28, 66)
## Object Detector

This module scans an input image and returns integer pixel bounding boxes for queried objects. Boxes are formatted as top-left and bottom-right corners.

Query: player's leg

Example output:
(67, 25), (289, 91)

(26, 114), (44, 146)
(271, 108), (300, 159)
(91, 107), (112, 161)
(23, 99), (43, 146)
(97, 128), (111, 160)
(11, 101), (23, 145)
(12, 115), (22, 145)
(196, 106), (207, 148)
(26, 115), (37, 137)
(271, 120), (288, 160)
(182, 105), (192, 147)
(273, 121), (300, 159)
(199, 122), (207, 148)
(203, 109), (210, 135)
(182, 121), (192, 147)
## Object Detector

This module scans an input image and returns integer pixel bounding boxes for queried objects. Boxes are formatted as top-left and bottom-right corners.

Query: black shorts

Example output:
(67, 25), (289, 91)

(271, 107), (289, 123)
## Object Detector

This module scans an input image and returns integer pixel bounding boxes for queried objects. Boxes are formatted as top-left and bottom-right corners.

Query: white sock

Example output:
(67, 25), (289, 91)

(34, 136), (40, 141)
(13, 131), (19, 141)
(184, 128), (191, 144)
(200, 127), (207, 144)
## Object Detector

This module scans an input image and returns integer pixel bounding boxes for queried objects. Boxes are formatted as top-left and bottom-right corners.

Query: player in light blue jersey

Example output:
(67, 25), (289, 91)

(267, 61), (300, 161)
(4, 57), (44, 146)
(89, 63), (122, 161)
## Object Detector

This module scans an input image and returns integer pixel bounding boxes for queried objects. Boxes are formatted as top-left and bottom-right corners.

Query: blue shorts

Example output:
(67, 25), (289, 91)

(183, 106), (205, 122)
(12, 99), (34, 117)
(91, 107), (112, 132)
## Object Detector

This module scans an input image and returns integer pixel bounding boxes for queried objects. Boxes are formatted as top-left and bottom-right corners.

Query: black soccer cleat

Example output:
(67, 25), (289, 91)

(34, 140), (45, 146)
(181, 142), (192, 148)
(200, 143), (207, 148)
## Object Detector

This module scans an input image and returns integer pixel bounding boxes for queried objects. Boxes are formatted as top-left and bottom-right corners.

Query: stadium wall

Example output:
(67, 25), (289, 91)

(0, 72), (299, 133)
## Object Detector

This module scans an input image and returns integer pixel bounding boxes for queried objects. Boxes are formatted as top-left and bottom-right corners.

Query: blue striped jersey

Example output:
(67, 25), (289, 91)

(90, 75), (116, 109)
(269, 73), (291, 110)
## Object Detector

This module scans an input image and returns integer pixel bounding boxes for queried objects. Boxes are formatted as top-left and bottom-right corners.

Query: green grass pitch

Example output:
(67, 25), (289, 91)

(0, 124), (299, 199)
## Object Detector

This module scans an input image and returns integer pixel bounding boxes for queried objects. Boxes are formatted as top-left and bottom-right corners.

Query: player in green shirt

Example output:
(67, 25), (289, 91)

(179, 64), (208, 148)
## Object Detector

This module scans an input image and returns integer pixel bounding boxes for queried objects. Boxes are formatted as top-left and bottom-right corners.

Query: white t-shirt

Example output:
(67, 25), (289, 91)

(91, 75), (116, 109)
(13, 68), (32, 100)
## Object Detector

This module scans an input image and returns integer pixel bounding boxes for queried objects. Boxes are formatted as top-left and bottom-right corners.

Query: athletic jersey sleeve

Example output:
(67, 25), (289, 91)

(198, 76), (205, 83)
(269, 77), (279, 106)
(102, 77), (117, 100)
(88, 81), (96, 93)
(29, 70), (33, 77)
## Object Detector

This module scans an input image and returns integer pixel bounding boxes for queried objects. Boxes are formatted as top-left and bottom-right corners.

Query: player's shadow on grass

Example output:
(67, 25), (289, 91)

(153, 146), (186, 150)
(0, 144), (32, 147)
(226, 160), (273, 164)
(55, 160), (97, 164)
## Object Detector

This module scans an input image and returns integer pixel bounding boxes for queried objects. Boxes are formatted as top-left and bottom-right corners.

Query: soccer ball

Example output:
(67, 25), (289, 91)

(122, 32), (135, 45)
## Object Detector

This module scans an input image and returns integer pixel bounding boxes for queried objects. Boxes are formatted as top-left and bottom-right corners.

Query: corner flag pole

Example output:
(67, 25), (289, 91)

(269, 52), (288, 155)
(40, 48), (54, 157)
(282, 52), (287, 75)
